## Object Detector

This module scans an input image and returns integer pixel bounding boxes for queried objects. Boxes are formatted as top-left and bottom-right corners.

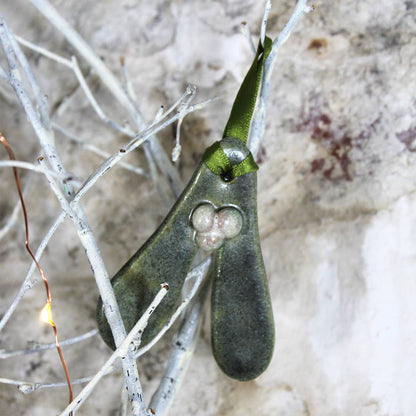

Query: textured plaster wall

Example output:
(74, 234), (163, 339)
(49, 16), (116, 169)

(0, 0), (416, 415)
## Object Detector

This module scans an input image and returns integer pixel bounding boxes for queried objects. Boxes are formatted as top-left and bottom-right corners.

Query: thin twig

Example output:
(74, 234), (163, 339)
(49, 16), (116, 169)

(0, 160), (60, 177)
(120, 384), (130, 416)
(0, 172), (33, 242)
(119, 55), (140, 115)
(260, 0), (272, 47)
(249, 0), (313, 158)
(0, 376), (93, 394)
(5, 27), (50, 127)
(149, 284), (209, 415)
(70, 55), (133, 135)
(0, 329), (98, 359)
(52, 122), (149, 178)
(171, 85), (197, 162)
(240, 22), (257, 56)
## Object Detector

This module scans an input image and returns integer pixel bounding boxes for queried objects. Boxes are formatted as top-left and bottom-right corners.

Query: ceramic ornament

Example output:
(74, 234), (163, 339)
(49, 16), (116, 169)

(97, 37), (275, 381)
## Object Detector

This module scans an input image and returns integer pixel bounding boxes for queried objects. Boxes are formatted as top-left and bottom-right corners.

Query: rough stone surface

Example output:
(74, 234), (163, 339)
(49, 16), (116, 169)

(0, 0), (415, 415)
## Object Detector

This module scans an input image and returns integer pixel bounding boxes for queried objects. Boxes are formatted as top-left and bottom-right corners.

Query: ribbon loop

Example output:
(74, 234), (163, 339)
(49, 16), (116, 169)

(203, 37), (272, 178)
(223, 36), (273, 145)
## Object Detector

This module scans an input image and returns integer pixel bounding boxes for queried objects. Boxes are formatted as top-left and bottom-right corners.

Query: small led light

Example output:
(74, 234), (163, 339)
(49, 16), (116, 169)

(40, 302), (54, 326)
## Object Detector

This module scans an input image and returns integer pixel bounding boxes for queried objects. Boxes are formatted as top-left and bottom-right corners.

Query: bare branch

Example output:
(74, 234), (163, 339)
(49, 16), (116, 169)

(52, 122), (149, 178)
(0, 172), (33, 242)
(0, 329), (98, 359)
(249, 0), (313, 158)
(149, 287), (208, 415)
(240, 22), (257, 56)
(0, 160), (61, 177)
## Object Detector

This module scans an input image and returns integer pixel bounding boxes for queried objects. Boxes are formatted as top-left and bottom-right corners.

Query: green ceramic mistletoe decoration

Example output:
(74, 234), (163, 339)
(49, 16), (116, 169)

(97, 37), (275, 381)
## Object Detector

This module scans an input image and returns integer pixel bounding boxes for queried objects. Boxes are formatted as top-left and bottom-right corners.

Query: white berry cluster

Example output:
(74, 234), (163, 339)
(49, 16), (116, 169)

(191, 203), (243, 251)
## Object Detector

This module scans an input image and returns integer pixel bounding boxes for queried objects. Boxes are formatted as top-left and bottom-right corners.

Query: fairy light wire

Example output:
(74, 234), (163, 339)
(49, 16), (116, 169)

(0, 132), (74, 414)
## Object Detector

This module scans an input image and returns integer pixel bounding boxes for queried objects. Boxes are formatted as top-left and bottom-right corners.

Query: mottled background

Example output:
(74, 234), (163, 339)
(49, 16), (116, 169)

(0, 0), (415, 415)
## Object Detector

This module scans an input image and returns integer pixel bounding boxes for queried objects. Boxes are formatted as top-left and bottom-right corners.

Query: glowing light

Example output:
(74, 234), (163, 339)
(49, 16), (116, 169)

(40, 302), (54, 326)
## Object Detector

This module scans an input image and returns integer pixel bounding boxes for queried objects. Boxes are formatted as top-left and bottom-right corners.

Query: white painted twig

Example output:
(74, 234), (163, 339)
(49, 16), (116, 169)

(0, 160), (60, 178)
(249, 0), (313, 158)
(4, 371), (107, 396)
(58, 284), (169, 416)
(149, 286), (208, 415)
(22, 376), (92, 393)
(0, 23), (68, 186)
(52, 122), (149, 178)
(0, 172), (33, 242)
(260, 0), (272, 47)
(171, 85), (197, 162)
(0, 377), (37, 390)
(120, 57), (140, 112)
(4, 25), (50, 127)
(0, 375), (92, 395)
(69, 55), (133, 135)
(0, 329), (98, 359)
(38, 157), (75, 216)
(149, 85), (195, 129)
(120, 385), (130, 416)
(241, 22), (257, 56)
(16, 35), (69, 66)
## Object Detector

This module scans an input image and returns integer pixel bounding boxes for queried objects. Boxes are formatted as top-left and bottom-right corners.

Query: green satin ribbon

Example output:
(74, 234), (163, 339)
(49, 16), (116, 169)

(203, 36), (272, 179)
(203, 140), (259, 181)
